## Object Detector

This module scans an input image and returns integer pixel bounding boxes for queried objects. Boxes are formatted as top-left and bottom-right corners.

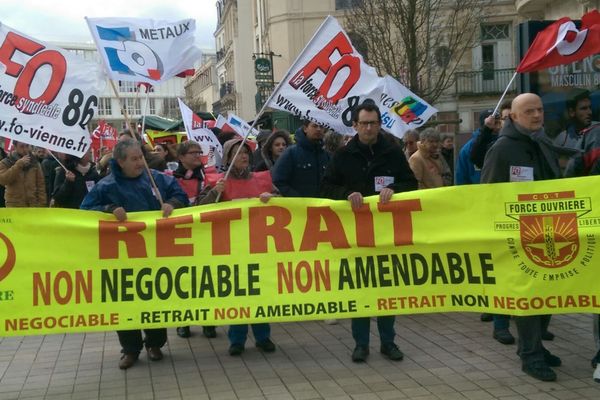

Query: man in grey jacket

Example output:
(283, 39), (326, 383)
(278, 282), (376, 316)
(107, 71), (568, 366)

(481, 93), (563, 382)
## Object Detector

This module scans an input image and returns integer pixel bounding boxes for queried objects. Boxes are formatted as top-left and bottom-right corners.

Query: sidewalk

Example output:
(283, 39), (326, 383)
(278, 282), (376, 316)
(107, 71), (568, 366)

(1, 313), (599, 400)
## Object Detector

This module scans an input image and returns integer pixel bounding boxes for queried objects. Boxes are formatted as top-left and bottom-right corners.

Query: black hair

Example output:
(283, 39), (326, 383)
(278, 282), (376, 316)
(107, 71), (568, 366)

(352, 102), (382, 123)
(566, 90), (591, 111)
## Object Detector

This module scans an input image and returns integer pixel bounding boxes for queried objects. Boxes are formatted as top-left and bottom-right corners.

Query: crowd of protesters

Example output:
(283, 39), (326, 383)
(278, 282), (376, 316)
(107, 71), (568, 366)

(1, 98), (599, 383)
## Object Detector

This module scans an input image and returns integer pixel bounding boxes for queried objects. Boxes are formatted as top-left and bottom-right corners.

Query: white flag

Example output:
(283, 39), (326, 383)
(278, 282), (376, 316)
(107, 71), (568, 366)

(265, 16), (437, 138)
(86, 17), (201, 84)
(0, 22), (104, 156)
(178, 98), (222, 167)
(226, 113), (260, 138)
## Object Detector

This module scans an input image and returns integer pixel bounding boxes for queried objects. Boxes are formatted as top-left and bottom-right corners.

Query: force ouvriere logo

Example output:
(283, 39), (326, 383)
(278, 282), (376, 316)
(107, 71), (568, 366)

(503, 191), (597, 280)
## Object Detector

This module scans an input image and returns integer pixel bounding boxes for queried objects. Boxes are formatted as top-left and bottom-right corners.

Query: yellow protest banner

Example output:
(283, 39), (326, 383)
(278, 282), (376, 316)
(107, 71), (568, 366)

(0, 176), (599, 337)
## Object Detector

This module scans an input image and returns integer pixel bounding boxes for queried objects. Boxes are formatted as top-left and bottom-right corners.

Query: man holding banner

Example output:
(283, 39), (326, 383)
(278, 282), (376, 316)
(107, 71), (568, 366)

(321, 103), (417, 362)
(481, 93), (564, 382)
(80, 138), (189, 369)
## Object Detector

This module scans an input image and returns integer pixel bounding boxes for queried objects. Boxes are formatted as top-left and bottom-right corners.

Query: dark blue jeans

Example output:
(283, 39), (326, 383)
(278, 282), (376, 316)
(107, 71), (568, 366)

(228, 323), (270, 345)
(515, 315), (552, 365)
(351, 316), (396, 347)
(493, 314), (510, 330)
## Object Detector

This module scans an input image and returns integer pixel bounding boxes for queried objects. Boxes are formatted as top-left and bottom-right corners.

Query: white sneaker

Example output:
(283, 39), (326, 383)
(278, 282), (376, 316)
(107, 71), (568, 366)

(324, 319), (338, 325)
(594, 364), (600, 383)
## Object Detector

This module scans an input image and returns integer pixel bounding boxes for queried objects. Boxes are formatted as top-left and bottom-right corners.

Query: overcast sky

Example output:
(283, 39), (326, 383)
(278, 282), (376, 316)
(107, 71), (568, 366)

(1, 0), (218, 50)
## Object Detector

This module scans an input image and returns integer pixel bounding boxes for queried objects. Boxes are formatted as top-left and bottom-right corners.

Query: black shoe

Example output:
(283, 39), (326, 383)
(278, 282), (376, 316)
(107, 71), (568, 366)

(203, 326), (217, 338)
(352, 346), (369, 362)
(176, 326), (191, 338)
(544, 351), (562, 367)
(591, 350), (600, 368)
(380, 343), (404, 361)
(480, 313), (493, 322)
(229, 344), (245, 356)
(522, 361), (556, 381)
(256, 338), (276, 353)
(493, 329), (515, 345)
(541, 331), (555, 341)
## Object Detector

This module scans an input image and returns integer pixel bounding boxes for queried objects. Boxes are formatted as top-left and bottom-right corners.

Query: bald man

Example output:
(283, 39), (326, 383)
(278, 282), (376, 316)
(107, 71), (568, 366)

(481, 93), (562, 382)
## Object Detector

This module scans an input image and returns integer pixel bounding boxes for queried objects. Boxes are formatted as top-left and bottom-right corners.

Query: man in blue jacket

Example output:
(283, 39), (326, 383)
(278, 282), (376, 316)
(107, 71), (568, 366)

(81, 138), (188, 370)
(272, 120), (330, 197)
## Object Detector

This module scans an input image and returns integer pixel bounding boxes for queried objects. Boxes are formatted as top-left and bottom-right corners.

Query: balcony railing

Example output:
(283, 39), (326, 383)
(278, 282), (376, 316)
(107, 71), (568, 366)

(455, 68), (516, 96)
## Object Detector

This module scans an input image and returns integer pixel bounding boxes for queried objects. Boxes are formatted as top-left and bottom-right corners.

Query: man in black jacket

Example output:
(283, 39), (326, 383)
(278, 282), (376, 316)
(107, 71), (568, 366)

(321, 103), (417, 363)
(481, 93), (563, 382)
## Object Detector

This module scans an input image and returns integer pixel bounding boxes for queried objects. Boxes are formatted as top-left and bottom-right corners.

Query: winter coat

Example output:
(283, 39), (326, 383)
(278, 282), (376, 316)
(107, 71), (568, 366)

(41, 157), (60, 204)
(199, 137), (275, 204)
(408, 143), (452, 189)
(272, 127), (330, 197)
(53, 163), (101, 209)
(80, 159), (188, 212)
(565, 123), (600, 177)
(481, 119), (563, 183)
(321, 133), (417, 199)
(470, 124), (499, 169)
(0, 152), (46, 207)
(173, 163), (205, 205)
(455, 131), (481, 185)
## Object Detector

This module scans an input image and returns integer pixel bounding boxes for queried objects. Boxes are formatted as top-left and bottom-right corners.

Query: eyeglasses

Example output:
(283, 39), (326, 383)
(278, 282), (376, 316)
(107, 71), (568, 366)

(186, 151), (202, 156)
(357, 120), (380, 127)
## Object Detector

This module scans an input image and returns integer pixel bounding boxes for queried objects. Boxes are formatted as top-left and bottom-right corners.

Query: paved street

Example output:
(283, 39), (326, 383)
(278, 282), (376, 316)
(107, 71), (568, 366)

(1, 312), (599, 400)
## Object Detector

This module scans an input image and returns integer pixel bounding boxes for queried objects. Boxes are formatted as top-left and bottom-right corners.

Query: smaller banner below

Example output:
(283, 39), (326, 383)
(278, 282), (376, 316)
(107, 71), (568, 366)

(178, 98), (222, 167)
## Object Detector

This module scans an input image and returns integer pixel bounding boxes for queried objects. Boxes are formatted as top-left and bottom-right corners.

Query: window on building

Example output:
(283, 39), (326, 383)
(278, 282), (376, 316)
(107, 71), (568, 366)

(335, 0), (363, 9)
(481, 24), (510, 41)
(119, 81), (137, 93)
(163, 98), (179, 118)
(482, 44), (495, 80)
(98, 98), (112, 116)
(125, 98), (141, 115)
(147, 98), (156, 115)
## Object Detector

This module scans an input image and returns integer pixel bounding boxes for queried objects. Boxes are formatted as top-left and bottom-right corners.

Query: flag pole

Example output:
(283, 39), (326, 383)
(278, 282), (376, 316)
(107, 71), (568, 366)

(49, 151), (67, 171)
(109, 80), (140, 140)
(216, 17), (336, 201)
(140, 86), (151, 144)
(109, 79), (164, 206)
(140, 84), (165, 206)
(492, 71), (518, 116)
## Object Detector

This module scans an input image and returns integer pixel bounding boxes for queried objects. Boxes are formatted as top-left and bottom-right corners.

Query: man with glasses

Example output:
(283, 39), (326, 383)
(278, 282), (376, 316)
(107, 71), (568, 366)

(321, 102), (417, 362)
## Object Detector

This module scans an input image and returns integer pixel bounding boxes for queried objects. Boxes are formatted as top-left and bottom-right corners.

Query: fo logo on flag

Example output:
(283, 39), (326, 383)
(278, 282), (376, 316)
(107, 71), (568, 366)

(95, 26), (163, 80)
(505, 191), (592, 268)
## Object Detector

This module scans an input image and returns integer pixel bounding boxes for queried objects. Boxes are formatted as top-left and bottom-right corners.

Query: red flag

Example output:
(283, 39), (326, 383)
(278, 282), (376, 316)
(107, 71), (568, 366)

(176, 69), (195, 78)
(517, 10), (600, 73)
(91, 120), (118, 160)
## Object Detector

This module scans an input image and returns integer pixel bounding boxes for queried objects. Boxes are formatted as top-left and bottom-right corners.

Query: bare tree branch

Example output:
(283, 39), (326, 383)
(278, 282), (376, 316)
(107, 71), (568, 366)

(344, 0), (489, 104)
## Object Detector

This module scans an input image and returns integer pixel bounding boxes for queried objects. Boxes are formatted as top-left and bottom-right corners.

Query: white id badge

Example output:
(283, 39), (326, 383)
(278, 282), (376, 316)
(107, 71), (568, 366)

(509, 166), (534, 182)
(374, 176), (394, 192)
(85, 181), (95, 192)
